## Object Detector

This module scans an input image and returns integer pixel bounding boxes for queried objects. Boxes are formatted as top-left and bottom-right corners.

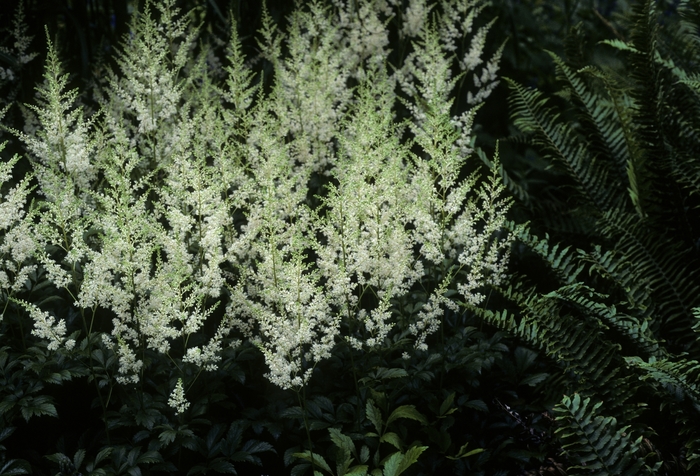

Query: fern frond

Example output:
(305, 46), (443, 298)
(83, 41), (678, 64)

(626, 356), (700, 407)
(625, 355), (700, 467)
(554, 393), (655, 475)
(506, 222), (585, 285)
(600, 209), (700, 350)
(548, 52), (628, 208)
(505, 78), (614, 216)
(477, 283), (629, 406)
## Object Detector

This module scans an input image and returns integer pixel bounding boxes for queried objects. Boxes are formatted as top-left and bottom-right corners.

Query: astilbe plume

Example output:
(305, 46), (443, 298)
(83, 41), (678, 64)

(2, 0), (511, 408)
(0, 146), (37, 303)
(0, 1), (38, 118)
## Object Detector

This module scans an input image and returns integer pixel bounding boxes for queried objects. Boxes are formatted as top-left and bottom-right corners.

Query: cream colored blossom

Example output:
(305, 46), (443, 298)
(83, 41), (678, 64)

(168, 378), (190, 414)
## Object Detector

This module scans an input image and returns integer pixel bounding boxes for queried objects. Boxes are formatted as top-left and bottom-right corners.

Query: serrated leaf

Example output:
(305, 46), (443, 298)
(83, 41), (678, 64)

(329, 427), (355, 460)
(44, 373), (64, 385)
(290, 463), (310, 476)
(376, 368), (408, 380)
(293, 451), (333, 474)
(186, 465), (207, 476)
(20, 398), (57, 421)
(230, 451), (261, 465)
(382, 452), (403, 476)
(281, 406), (305, 419)
(94, 447), (113, 465)
(0, 427), (14, 442)
(208, 458), (237, 474)
(313, 395), (334, 413)
(446, 442), (485, 460)
(73, 449), (86, 469)
(309, 419), (331, 431)
(44, 453), (71, 465)
(395, 446), (427, 476)
(0, 458), (31, 475)
(241, 439), (275, 454)
(439, 393), (455, 416)
(600, 39), (639, 53)
(159, 429), (177, 446)
(380, 432), (403, 451)
(127, 467), (142, 476)
(366, 400), (383, 435)
(136, 450), (162, 464)
(520, 373), (549, 386)
(360, 445), (370, 464)
(464, 399), (488, 412)
(346, 465), (368, 476)
(386, 405), (427, 426)
(0, 399), (16, 415)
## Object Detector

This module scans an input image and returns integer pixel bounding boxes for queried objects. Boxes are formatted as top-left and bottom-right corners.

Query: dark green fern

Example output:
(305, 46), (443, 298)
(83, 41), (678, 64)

(483, 0), (700, 473)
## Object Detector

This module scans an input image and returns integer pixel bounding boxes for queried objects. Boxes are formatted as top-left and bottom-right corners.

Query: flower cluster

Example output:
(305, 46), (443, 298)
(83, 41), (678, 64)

(0, 148), (37, 297)
(1, 0), (511, 392)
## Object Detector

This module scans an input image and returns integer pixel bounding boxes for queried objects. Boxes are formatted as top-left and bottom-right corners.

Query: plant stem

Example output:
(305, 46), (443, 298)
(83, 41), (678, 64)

(297, 385), (317, 474)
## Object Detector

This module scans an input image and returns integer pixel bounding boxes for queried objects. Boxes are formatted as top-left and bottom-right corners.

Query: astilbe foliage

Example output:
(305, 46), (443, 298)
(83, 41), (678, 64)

(0, 0), (512, 474)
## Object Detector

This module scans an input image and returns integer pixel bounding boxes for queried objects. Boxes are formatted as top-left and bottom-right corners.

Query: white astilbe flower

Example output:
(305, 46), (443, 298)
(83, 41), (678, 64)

(0, 152), (38, 296)
(229, 225), (339, 390)
(3, 0), (512, 392)
(396, 0), (501, 121)
(395, 22), (459, 126)
(181, 316), (231, 371)
(401, 0), (432, 39)
(437, 0), (485, 53)
(9, 34), (99, 301)
(168, 378), (190, 414)
(466, 42), (504, 105)
(316, 66), (422, 350)
(115, 338), (143, 385)
(103, 0), (196, 167)
(16, 35), (96, 198)
(14, 300), (71, 351)
(331, 0), (393, 74)
(410, 275), (459, 350)
(0, 2), (38, 115)
(158, 132), (231, 299)
(256, 1), (353, 174)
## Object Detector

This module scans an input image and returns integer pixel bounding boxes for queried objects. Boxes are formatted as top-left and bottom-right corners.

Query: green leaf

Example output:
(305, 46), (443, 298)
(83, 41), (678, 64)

(386, 405), (428, 427)
(366, 400), (383, 435)
(360, 445), (370, 464)
(379, 432), (403, 451)
(395, 446), (427, 476)
(208, 458), (236, 473)
(329, 427), (354, 454)
(446, 442), (485, 460)
(159, 429), (177, 446)
(381, 452), (403, 476)
(520, 373), (549, 386)
(600, 39), (639, 53)
(44, 453), (71, 465)
(136, 450), (162, 464)
(0, 427), (14, 443)
(438, 393), (455, 417)
(93, 447), (113, 466)
(19, 396), (57, 421)
(375, 368), (408, 380)
(0, 457), (31, 475)
(293, 451), (333, 474)
(346, 465), (368, 476)
(73, 449), (86, 469)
